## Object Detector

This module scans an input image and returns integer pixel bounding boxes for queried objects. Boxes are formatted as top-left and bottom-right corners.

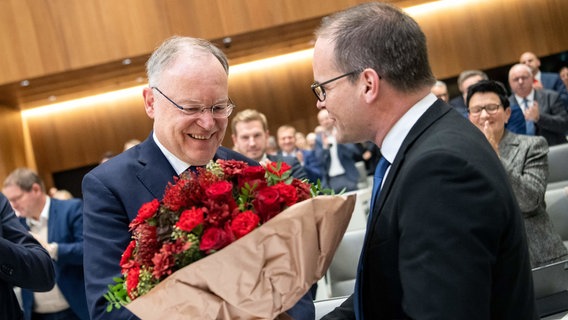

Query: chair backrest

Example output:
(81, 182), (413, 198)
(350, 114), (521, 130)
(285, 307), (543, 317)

(344, 188), (371, 231)
(548, 144), (568, 184)
(327, 229), (366, 297)
(545, 188), (568, 240)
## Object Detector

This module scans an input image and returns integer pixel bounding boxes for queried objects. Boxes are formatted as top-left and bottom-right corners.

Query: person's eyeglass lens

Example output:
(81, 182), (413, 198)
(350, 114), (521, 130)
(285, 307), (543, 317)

(311, 70), (360, 102)
(469, 104), (502, 115)
(152, 87), (234, 118)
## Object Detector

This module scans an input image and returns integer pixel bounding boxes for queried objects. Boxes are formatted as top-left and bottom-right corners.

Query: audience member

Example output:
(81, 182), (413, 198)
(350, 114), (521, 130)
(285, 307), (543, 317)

(99, 151), (114, 164)
(314, 109), (362, 193)
(266, 135), (278, 155)
(508, 63), (568, 146)
(3, 168), (88, 320)
(467, 80), (568, 267)
(449, 70), (488, 117)
(295, 131), (308, 150)
(0, 192), (55, 320)
(302, 132), (324, 183)
(520, 51), (568, 107)
(51, 189), (73, 200)
(81, 36), (314, 320)
(123, 138), (141, 151)
(231, 109), (307, 179)
(430, 80), (449, 102)
(277, 125), (301, 157)
(560, 66), (568, 96)
(312, 3), (536, 319)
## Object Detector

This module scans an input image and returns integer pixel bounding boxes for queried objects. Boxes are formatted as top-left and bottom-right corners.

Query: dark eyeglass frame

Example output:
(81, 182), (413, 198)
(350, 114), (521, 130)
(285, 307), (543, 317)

(311, 70), (361, 102)
(151, 87), (235, 118)
(468, 103), (503, 115)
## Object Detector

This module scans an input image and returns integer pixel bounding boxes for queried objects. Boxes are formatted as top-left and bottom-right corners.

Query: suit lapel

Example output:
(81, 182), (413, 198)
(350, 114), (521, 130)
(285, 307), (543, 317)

(370, 100), (452, 224)
(135, 136), (178, 199)
(498, 131), (520, 168)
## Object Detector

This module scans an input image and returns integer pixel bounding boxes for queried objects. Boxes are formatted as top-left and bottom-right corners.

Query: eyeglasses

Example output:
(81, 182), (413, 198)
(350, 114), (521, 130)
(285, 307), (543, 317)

(152, 87), (234, 118)
(311, 70), (361, 102)
(468, 103), (502, 115)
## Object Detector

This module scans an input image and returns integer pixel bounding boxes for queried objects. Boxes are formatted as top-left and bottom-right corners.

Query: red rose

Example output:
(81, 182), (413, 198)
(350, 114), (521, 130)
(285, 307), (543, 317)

(206, 181), (233, 201)
(199, 227), (232, 253)
(265, 161), (292, 177)
(176, 207), (204, 232)
(120, 240), (136, 271)
(230, 211), (260, 239)
(130, 199), (159, 229)
(239, 166), (267, 189)
(218, 159), (249, 177)
(272, 182), (298, 206)
(125, 264), (140, 300)
(292, 179), (312, 202)
(252, 186), (283, 223)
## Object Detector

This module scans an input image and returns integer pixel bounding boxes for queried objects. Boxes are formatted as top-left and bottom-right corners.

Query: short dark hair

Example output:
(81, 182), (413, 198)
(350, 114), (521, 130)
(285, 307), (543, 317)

(466, 80), (510, 110)
(315, 2), (435, 93)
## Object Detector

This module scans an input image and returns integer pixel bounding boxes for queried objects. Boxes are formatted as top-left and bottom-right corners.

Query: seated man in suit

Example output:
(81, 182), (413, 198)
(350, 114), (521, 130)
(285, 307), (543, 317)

(82, 36), (314, 320)
(0, 192), (55, 320)
(508, 63), (568, 146)
(3, 168), (88, 320)
(520, 51), (568, 108)
(231, 108), (307, 180)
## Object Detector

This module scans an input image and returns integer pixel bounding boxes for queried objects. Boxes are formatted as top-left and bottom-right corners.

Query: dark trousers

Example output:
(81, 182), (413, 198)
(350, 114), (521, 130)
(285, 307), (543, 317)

(31, 308), (78, 320)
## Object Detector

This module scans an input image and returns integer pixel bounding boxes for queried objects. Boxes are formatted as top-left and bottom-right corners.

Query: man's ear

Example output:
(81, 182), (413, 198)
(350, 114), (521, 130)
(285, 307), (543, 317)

(143, 87), (156, 119)
(361, 68), (380, 103)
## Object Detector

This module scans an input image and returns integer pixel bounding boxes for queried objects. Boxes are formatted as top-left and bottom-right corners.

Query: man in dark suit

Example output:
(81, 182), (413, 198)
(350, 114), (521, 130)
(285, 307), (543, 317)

(82, 37), (314, 320)
(520, 51), (568, 108)
(311, 3), (536, 319)
(231, 109), (307, 180)
(315, 109), (363, 193)
(508, 63), (568, 146)
(3, 168), (88, 320)
(0, 192), (55, 320)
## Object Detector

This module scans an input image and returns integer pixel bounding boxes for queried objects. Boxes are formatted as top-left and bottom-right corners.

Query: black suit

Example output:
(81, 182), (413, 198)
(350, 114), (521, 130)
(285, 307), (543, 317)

(0, 193), (55, 320)
(324, 101), (536, 319)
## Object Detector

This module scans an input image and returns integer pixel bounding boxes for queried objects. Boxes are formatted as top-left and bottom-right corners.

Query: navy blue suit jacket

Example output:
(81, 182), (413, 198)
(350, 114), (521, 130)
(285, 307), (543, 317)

(83, 135), (314, 319)
(0, 193), (55, 320)
(20, 198), (88, 320)
(314, 136), (362, 188)
(509, 89), (568, 146)
(541, 72), (568, 109)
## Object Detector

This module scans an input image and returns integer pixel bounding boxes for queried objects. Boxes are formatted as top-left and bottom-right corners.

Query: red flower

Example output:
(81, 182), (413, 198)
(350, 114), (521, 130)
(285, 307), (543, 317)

(120, 240), (136, 271)
(265, 161), (292, 177)
(133, 224), (159, 266)
(126, 264), (141, 300)
(176, 207), (204, 232)
(206, 181), (233, 201)
(217, 159), (249, 177)
(252, 186), (283, 223)
(230, 211), (260, 239)
(292, 179), (312, 202)
(130, 199), (159, 229)
(272, 182), (298, 206)
(199, 227), (232, 253)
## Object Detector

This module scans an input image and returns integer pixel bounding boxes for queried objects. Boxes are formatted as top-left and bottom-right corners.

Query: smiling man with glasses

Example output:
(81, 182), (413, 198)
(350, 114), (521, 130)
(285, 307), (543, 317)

(79, 36), (319, 320)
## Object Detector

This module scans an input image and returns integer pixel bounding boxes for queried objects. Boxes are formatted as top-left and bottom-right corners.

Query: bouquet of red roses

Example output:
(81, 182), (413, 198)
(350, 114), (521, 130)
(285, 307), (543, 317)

(105, 159), (355, 319)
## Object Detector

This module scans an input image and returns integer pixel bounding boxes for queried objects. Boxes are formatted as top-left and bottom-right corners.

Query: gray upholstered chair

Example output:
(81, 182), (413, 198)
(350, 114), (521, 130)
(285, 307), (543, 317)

(326, 229), (366, 297)
(545, 188), (568, 249)
(547, 143), (568, 190)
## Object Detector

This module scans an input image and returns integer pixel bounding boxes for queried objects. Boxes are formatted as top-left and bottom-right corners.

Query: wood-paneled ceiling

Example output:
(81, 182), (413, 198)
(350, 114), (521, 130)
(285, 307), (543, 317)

(0, 0), (432, 110)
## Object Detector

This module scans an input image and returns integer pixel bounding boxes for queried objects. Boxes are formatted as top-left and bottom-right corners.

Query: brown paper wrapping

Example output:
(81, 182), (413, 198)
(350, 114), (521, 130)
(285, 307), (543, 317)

(126, 194), (356, 319)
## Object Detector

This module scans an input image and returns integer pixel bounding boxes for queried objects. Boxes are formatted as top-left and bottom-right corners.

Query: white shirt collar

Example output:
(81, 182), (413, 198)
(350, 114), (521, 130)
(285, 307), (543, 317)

(152, 132), (190, 175)
(28, 195), (50, 227)
(381, 93), (437, 165)
(515, 89), (535, 106)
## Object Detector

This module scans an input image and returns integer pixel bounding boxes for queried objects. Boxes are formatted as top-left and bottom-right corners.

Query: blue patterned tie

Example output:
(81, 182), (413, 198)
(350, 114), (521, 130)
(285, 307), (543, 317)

(523, 99), (536, 135)
(354, 156), (390, 320)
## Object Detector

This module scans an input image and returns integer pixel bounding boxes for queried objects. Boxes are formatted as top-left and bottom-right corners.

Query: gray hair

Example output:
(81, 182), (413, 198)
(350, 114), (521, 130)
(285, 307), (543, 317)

(3, 168), (45, 193)
(315, 2), (435, 93)
(457, 70), (488, 92)
(146, 36), (229, 87)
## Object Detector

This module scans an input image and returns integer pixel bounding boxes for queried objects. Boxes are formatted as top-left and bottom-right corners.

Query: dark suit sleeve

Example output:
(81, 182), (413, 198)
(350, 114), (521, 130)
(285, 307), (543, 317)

(0, 194), (55, 291)
(321, 295), (356, 320)
(82, 173), (138, 320)
(55, 199), (84, 266)
(394, 150), (529, 318)
(536, 91), (568, 134)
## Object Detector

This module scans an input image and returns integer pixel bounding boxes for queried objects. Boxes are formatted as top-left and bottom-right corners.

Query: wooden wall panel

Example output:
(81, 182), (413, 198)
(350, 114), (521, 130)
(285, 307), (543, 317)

(0, 107), (28, 181)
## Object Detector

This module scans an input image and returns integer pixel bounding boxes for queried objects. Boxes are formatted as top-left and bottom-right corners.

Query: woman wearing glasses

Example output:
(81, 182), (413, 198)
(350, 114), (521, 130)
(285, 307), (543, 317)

(467, 80), (568, 268)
